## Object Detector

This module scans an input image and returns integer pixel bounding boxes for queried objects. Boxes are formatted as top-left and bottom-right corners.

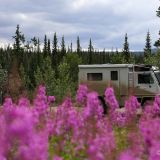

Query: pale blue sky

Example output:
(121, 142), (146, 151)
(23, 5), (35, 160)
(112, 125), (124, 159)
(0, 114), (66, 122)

(0, 0), (159, 50)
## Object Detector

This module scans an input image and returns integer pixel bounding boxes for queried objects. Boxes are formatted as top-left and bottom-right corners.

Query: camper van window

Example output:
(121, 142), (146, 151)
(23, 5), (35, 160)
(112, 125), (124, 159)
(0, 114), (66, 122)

(138, 73), (154, 84)
(87, 73), (103, 81)
(111, 71), (118, 81)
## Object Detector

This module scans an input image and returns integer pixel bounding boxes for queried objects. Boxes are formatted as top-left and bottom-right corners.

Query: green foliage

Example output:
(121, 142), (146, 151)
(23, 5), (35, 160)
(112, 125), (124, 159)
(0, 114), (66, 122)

(110, 52), (125, 64)
(114, 127), (129, 153)
(154, 31), (160, 48)
(0, 66), (7, 90)
(123, 33), (131, 63)
(34, 57), (56, 96)
(12, 24), (25, 54)
(43, 35), (48, 58)
(61, 36), (66, 59)
(63, 53), (82, 82)
(19, 63), (32, 90)
(144, 31), (152, 58)
(144, 49), (160, 68)
(77, 36), (81, 55)
(34, 66), (43, 86)
(88, 38), (94, 64)
(54, 62), (72, 102)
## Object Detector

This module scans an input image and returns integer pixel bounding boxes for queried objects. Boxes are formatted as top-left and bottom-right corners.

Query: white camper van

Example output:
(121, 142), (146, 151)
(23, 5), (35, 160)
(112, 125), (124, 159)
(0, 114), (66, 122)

(78, 64), (160, 105)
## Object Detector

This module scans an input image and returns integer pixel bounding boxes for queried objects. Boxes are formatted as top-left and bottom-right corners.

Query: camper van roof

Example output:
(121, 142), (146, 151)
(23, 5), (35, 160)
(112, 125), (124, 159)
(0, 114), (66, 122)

(78, 64), (134, 68)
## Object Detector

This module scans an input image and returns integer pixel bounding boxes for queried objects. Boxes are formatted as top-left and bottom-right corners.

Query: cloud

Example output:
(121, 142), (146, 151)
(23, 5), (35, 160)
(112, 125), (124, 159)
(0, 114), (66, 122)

(0, 0), (159, 50)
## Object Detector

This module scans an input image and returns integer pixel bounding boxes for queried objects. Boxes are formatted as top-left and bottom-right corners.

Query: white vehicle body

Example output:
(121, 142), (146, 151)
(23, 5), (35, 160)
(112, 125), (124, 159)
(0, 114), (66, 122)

(78, 64), (160, 105)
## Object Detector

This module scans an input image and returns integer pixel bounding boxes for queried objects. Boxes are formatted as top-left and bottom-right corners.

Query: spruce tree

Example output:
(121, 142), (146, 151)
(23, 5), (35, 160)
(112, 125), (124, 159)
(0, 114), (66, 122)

(144, 31), (152, 58)
(157, 6), (160, 17)
(77, 36), (81, 55)
(88, 38), (94, 64)
(52, 32), (58, 55)
(12, 24), (25, 54)
(31, 36), (38, 52)
(122, 33), (130, 63)
(43, 34), (48, 57)
(47, 39), (51, 55)
(154, 31), (160, 48)
(102, 48), (106, 64)
(52, 32), (58, 77)
(61, 35), (66, 60)
(70, 41), (73, 53)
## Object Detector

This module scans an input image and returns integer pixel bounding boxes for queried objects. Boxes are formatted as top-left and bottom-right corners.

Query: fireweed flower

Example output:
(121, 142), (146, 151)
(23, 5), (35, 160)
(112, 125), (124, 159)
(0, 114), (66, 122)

(53, 155), (63, 160)
(33, 85), (49, 117)
(149, 142), (160, 160)
(76, 84), (88, 104)
(111, 110), (127, 127)
(118, 150), (140, 160)
(154, 95), (160, 106)
(0, 101), (49, 159)
(124, 96), (141, 122)
(125, 96), (140, 113)
(83, 92), (103, 119)
(105, 87), (119, 112)
(48, 96), (55, 104)
(151, 96), (160, 117)
(127, 132), (144, 158)
(3, 97), (13, 108)
(2, 85), (160, 160)
(139, 117), (160, 159)
(15, 131), (49, 160)
(87, 123), (115, 160)
(18, 97), (30, 107)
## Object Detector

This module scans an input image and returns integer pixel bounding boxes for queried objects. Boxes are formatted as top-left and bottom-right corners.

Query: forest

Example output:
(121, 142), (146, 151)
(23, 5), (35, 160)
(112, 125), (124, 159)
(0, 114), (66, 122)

(0, 23), (159, 103)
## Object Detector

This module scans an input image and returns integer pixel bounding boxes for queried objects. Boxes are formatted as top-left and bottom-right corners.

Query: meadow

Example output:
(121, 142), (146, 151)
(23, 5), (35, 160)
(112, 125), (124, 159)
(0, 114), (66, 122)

(0, 84), (160, 160)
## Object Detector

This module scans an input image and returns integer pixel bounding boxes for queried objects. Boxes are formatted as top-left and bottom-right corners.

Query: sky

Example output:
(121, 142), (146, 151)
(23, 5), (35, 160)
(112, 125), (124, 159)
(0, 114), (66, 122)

(0, 0), (159, 51)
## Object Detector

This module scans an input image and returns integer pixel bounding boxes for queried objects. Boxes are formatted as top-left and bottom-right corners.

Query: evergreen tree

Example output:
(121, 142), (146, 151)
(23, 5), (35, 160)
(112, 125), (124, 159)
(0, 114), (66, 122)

(67, 45), (70, 53)
(144, 31), (152, 58)
(19, 64), (31, 90)
(154, 5), (160, 49)
(0, 66), (7, 103)
(52, 32), (58, 56)
(122, 33), (130, 63)
(37, 38), (40, 53)
(47, 39), (51, 55)
(12, 24), (25, 54)
(31, 36), (38, 52)
(102, 49), (106, 64)
(77, 36), (81, 55)
(70, 41), (73, 53)
(88, 38), (94, 64)
(154, 31), (160, 48)
(43, 35), (48, 57)
(34, 66), (43, 86)
(52, 32), (58, 77)
(157, 6), (160, 17)
(61, 35), (66, 59)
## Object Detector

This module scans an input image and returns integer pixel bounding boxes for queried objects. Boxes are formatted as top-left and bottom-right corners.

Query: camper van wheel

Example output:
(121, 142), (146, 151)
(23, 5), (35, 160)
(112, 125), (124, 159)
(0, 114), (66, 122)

(98, 96), (108, 115)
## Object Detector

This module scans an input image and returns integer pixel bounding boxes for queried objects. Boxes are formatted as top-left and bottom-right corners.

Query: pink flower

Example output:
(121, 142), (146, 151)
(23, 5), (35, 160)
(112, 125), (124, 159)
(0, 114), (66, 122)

(48, 96), (55, 104)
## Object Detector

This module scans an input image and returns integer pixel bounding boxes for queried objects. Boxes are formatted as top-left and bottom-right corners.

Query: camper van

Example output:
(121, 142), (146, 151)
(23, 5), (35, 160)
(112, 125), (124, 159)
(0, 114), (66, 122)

(78, 64), (160, 106)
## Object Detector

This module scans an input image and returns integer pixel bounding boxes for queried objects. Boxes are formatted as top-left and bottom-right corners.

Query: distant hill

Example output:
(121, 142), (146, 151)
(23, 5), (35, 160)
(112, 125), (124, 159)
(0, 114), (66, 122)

(132, 48), (158, 55)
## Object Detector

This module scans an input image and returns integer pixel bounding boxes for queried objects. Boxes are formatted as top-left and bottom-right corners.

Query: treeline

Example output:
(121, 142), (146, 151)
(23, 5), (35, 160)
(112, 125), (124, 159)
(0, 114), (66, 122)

(0, 23), (159, 102)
